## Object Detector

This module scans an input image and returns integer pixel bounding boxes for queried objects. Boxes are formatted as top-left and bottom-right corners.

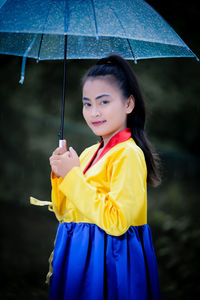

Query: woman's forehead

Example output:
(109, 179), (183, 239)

(83, 76), (120, 95)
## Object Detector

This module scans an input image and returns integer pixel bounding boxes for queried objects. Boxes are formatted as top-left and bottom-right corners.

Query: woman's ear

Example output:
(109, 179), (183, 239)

(126, 95), (135, 114)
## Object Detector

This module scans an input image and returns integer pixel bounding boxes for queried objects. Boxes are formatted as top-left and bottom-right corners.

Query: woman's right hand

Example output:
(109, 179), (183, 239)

(49, 139), (67, 175)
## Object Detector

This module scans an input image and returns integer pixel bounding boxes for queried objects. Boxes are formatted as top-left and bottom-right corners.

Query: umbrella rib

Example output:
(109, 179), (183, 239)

(109, 6), (127, 37)
(90, 0), (99, 38)
(127, 39), (137, 63)
(109, 6), (137, 62)
(37, 33), (44, 62)
(0, 0), (7, 9)
(36, 0), (53, 61)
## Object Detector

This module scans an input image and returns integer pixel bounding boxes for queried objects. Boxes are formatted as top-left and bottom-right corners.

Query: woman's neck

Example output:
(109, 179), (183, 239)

(101, 126), (127, 148)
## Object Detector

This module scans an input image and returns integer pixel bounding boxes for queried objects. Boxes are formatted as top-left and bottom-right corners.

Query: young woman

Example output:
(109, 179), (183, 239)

(48, 54), (161, 300)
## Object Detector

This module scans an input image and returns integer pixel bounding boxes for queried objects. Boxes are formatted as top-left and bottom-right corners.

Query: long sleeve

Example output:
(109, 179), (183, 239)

(50, 173), (68, 221)
(59, 147), (147, 236)
(50, 147), (94, 221)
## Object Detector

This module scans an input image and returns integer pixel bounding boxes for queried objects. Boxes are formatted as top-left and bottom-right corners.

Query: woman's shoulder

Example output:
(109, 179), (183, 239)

(112, 138), (145, 160)
(107, 138), (147, 176)
(107, 138), (146, 170)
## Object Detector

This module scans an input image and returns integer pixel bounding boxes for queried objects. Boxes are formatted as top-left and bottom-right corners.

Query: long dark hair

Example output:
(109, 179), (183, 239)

(81, 54), (161, 187)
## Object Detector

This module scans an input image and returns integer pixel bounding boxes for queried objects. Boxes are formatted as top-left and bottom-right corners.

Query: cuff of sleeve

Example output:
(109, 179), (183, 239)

(51, 171), (63, 185)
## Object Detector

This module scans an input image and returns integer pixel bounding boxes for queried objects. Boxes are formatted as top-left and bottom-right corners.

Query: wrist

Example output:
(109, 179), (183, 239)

(62, 165), (80, 179)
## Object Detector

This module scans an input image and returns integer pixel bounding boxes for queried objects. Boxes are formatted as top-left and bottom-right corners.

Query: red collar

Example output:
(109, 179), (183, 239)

(83, 128), (132, 174)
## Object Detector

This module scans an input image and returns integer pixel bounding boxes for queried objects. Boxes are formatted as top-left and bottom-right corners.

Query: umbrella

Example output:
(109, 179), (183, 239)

(0, 0), (198, 144)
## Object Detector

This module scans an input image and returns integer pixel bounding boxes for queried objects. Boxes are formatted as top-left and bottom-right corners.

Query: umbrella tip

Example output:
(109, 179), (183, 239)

(19, 76), (24, 84)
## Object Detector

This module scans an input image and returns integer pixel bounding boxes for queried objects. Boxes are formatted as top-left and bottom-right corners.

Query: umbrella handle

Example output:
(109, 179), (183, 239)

(59, 139), (66, 148)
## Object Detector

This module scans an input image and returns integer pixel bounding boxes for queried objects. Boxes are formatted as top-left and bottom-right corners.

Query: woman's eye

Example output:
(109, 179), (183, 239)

(101, 100), (109, 104)
(83, 102), (91, 107)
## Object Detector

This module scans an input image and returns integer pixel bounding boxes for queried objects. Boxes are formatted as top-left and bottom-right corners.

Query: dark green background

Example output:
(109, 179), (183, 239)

(0, 1), (199, 299)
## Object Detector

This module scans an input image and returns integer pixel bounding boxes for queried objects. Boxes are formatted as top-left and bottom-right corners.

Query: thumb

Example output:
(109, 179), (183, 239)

(69, 146), (78, 157)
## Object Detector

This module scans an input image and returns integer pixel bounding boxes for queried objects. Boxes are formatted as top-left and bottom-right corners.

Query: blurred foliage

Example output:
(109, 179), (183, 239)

(0, 0), (200, 299)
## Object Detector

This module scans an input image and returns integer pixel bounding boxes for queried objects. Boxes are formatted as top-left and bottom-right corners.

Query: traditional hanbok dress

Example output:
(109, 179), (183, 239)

(44, 127), (161, 300)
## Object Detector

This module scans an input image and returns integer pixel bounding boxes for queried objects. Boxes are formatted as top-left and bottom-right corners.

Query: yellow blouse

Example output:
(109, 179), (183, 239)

(49, 132), (147, 237)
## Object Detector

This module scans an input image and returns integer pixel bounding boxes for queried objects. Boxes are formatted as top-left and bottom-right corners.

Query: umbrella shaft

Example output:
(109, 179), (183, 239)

(59, 35), (68, 140)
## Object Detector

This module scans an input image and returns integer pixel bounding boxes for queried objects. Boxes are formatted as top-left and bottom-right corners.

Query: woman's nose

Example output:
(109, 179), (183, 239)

(91, 106), (101, 117)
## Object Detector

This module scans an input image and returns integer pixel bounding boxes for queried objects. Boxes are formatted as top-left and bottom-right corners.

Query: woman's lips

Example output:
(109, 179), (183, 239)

(92, 120), (106, 126)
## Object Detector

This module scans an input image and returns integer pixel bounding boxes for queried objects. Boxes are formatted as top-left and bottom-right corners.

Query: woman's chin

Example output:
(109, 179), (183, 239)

(92, 129), (104, 136)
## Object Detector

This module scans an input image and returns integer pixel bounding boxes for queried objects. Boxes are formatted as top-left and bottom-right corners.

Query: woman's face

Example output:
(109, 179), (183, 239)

(82, 76), (134, 142)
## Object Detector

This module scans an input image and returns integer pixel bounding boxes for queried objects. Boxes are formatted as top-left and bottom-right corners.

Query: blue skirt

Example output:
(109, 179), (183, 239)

(49, 222), (161, 300)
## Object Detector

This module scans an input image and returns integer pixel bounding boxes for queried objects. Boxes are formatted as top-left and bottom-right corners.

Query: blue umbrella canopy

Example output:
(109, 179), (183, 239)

(0, 0), (198, 140)
(0, 0), (197, 61)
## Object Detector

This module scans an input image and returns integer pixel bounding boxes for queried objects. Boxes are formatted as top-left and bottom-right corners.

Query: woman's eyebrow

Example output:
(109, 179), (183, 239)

(82, 94), (111, 101)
